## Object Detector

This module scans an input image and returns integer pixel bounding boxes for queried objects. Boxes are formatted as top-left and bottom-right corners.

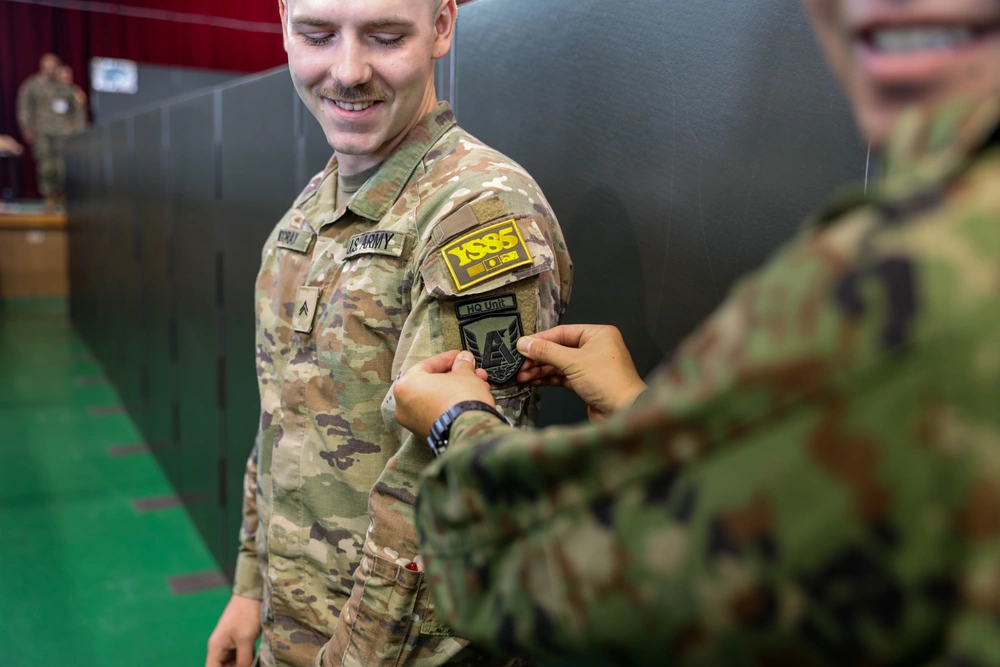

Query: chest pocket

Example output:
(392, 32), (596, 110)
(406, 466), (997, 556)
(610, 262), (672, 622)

(312, 231), (415, 386)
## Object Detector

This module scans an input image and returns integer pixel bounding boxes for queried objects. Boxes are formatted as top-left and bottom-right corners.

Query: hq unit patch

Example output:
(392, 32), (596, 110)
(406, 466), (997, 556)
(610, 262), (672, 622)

(457, 293), (524, 385)
(441, 219), (533, 292)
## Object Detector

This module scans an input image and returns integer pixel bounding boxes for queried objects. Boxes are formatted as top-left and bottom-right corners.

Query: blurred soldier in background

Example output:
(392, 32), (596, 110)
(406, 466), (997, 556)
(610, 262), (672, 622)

(57, 65), (89, 131)
(394, 0), (1000, 665)
(16, 53), (83, 212)
(204, 0), (571, 666)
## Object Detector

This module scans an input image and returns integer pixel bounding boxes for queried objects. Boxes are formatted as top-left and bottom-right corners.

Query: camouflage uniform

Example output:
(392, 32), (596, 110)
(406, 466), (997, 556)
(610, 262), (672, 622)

(16, 74), (83, 198)
(417, 97), (1000, 666)
(234, 102), (572, 667)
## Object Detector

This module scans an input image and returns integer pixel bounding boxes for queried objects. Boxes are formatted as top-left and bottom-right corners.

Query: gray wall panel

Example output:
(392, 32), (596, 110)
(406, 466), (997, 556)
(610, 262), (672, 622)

(106, 120), (143, 412)
(219, 71), (301, 569)
(456, 0), (866, 424)
(134, 108), (176, 478)
(92, 63), (239, 125)
(169, 93), (223, 558)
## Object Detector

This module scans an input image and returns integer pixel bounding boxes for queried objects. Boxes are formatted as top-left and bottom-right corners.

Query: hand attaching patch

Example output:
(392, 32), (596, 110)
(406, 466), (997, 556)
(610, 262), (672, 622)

(441, 219), (533, 292)
(456, 293), (523, 384)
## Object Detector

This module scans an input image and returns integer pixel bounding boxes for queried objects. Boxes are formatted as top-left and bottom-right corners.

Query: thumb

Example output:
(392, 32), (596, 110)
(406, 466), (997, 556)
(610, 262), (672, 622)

(517, 336), (575, 371)
(451, 350), (478, 373)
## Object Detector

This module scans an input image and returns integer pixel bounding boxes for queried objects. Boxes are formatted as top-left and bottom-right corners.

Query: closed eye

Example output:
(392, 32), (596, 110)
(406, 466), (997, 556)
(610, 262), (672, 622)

(372, 34), (405, 47)
(303, 33), (335, 46)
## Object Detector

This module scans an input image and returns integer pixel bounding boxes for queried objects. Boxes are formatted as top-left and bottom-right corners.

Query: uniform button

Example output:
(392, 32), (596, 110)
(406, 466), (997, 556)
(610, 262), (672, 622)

(316, 273), (326, 282)
(405, 562), (418, 571)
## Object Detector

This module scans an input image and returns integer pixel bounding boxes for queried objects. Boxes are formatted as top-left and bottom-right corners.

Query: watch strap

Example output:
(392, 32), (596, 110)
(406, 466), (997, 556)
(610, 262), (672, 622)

(427, 400), (510, 458)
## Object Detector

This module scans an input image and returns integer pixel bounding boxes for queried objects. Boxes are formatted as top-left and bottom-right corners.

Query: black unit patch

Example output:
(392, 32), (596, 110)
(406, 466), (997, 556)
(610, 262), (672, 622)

(456, 293), (523, 385)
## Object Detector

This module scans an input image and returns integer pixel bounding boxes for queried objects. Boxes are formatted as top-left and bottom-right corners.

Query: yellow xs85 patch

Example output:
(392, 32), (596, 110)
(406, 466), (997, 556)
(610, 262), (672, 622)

(441, 219), (533, 292)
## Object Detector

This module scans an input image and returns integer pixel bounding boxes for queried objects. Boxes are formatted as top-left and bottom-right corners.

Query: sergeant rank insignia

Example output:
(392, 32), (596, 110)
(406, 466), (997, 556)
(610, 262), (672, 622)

(456, 293), (524, 385)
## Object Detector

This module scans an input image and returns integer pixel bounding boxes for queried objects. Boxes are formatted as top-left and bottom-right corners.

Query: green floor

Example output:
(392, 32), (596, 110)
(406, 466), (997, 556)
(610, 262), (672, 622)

(0, 299), (230, 666)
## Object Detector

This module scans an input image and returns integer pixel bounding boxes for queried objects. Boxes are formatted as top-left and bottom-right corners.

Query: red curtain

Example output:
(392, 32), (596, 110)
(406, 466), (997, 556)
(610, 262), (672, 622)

(0, 0), (477, 199)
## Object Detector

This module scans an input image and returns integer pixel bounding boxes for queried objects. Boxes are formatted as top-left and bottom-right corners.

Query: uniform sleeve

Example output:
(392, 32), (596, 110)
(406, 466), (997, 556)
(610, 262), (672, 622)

(232, 439), (264, 600)
(369, 200), (572, 557)
(320, 197), (572, 666)
(416, 213), (1000, 665)
(71, 89), (87, 133)
(16, 82), (34, 137)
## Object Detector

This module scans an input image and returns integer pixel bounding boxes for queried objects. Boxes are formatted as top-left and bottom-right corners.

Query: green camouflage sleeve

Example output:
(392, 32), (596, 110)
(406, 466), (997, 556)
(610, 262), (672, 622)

(16, 80), (34, 137)
(416, 162), (1000, 665)
(231, 439), (263, 600)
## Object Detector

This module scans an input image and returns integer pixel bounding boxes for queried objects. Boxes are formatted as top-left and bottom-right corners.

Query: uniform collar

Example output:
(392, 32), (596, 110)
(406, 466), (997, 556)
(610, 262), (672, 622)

(812, 96), (1000, 226)
(333, 102), (457, 222)
(880, 95), (1000, 201)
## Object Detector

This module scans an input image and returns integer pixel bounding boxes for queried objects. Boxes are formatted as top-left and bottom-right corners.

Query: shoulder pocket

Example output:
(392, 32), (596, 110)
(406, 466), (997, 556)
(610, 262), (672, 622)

(421, 216), (555, 298)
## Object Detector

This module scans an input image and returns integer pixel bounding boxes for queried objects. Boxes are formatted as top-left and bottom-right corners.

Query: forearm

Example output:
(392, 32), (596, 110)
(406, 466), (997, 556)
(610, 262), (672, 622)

(232, 441), (263, 600)
(417, 407), (680, 661)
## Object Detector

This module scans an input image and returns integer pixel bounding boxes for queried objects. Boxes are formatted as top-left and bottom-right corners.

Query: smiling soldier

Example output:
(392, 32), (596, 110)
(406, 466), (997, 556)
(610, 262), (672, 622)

(204, 1), (572, 666)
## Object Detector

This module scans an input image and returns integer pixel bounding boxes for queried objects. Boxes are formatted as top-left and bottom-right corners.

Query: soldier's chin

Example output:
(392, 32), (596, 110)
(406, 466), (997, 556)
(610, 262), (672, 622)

(327, 133), (383, 157)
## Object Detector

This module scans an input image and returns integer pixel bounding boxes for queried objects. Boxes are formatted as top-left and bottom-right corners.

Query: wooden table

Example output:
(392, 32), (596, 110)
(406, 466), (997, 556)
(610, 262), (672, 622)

(0, 212), (68, 299)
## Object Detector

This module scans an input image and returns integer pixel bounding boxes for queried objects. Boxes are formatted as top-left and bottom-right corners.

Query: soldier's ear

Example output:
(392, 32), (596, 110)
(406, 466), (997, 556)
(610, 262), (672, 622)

(277, 0), (291, 53)
(431, 0), (457, 61)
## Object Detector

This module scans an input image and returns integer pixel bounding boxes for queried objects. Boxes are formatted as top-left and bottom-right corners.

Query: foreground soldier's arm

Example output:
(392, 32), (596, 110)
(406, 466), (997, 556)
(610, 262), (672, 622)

(415, 105), (1000, 665)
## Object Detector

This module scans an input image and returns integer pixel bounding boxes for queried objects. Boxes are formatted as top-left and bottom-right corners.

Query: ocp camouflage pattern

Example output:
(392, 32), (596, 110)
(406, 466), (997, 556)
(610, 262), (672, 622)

(416, 98), (1000, 666)
(16, 74), (83, 138)
(233, 103), (572, 667)
(16, 74), (84, 197)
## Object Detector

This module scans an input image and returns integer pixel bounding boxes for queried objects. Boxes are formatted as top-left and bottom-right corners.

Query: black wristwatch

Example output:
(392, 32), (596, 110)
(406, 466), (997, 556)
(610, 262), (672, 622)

(427, 401), (512, 458)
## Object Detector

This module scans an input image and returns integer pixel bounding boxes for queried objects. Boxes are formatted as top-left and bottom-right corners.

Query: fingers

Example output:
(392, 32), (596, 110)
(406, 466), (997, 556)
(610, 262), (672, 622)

(516, 364), (561, 384)
(520, 324), (592, 349)
(235, 641), (255, 667)
(450, 350), (478, 374)
(205, 645), (227, 667)
(516, 334), (578, 371)
(529, 376), (565, 388)
(408, 350), (462, 376)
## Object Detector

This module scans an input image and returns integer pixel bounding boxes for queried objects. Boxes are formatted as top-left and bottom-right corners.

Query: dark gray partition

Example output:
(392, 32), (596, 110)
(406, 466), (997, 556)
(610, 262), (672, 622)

(455, 0), (868, 423)
(169, 93), (224, 558)
(92, 62), (239, 125)
(105, 120), (144, 413)
(218, 71), (302, 568)
(134, 107), (176, 476)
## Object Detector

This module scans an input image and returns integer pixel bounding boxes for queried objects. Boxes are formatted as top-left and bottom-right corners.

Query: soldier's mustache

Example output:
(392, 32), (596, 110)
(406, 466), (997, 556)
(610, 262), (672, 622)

(316, 84), (389, 103)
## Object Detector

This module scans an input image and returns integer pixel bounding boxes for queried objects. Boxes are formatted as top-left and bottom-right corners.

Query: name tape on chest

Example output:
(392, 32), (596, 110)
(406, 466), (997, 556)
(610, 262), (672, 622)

(344, 230), (410, 261)
(456, 293), (524, 385)
(441, 219), (533, 292)
(276, 228), (316, 254)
